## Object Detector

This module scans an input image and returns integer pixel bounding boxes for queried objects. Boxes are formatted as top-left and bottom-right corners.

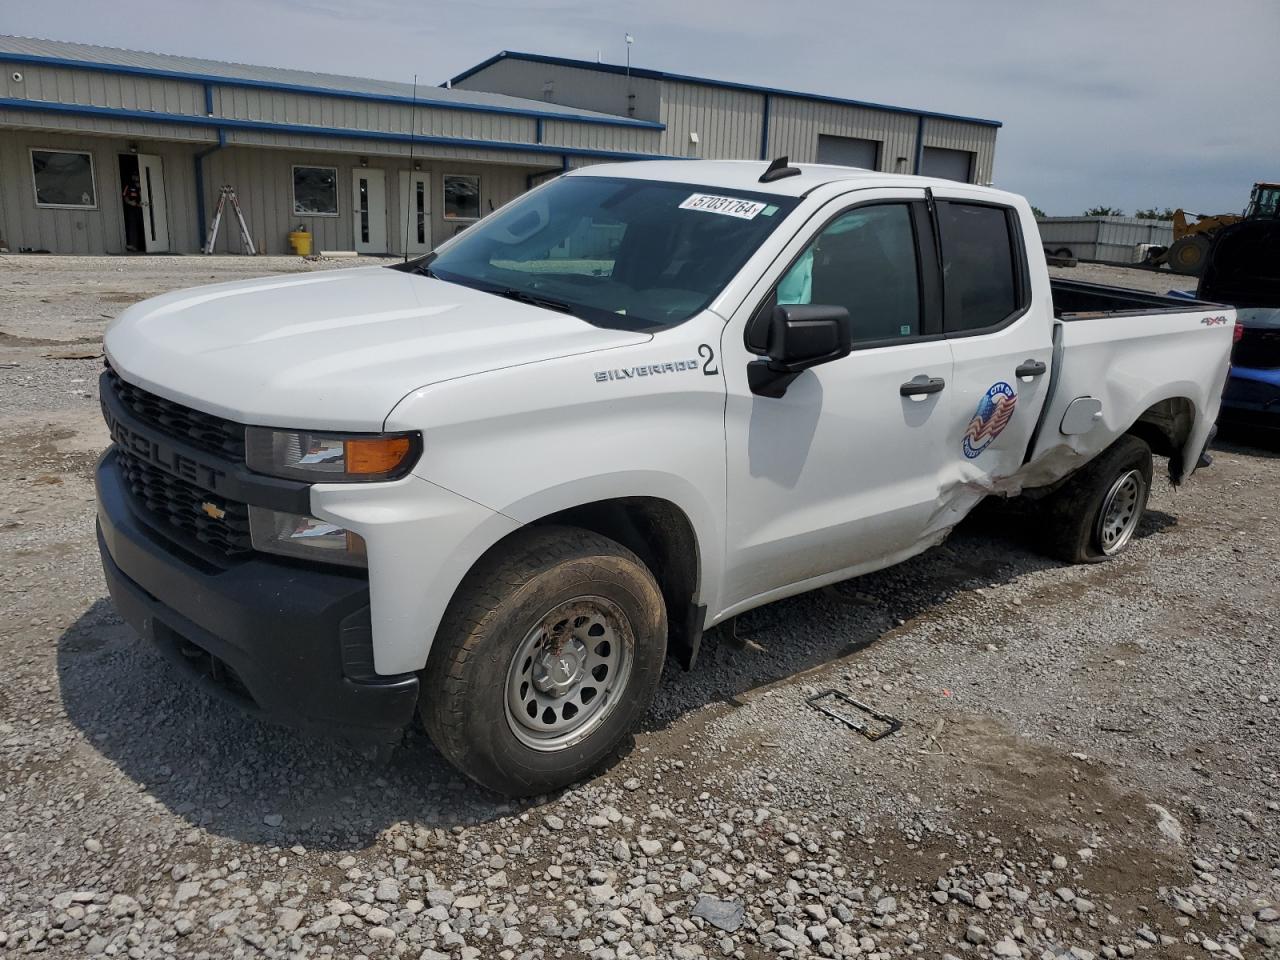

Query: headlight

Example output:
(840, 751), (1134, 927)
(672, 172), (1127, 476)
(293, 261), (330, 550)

(245, 428), (421, 482)
(249, 506), (367, 567)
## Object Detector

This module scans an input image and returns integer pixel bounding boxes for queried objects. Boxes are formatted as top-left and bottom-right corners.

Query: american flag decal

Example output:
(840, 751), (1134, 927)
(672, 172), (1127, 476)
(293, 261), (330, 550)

(962, 382), (1017, 459)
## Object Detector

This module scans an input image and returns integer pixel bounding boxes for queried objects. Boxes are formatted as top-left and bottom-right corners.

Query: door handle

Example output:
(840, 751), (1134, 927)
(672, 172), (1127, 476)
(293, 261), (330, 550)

(900, 375), (946, 400)
(1015, 359), (1047, 380)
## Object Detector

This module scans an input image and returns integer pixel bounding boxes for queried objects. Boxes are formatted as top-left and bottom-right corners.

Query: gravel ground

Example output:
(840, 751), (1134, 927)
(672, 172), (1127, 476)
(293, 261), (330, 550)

(0, 255), (1276, 960)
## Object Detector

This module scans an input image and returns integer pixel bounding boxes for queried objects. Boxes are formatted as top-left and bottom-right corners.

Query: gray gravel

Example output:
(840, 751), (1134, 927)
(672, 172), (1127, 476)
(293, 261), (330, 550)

(0, 255), (1277, 959)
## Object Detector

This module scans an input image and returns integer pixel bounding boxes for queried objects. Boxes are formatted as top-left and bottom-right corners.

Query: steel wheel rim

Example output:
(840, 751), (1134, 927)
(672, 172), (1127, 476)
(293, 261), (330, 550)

(1096, 469), (1145, 555)
(504, 596), (633, 752)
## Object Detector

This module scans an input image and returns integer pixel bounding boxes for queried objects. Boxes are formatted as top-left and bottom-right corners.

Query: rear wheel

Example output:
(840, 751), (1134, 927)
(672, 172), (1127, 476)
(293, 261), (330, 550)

(1039, 435), (1153, 563)
(421, 526), (667, 796)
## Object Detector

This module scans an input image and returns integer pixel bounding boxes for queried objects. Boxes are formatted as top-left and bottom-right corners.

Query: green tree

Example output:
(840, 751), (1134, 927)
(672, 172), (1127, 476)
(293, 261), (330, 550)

(1030, 205), (1047, 218)
(1083, 206), (1125, 217)
(1134, 207), (1176, 221)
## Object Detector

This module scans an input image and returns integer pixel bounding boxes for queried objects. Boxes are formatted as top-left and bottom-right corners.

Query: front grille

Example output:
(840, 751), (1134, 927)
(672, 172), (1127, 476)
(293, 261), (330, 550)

(1233, 327), (1280, 370)
(116, 449), (253, 556)
(106, 369), (246, 460)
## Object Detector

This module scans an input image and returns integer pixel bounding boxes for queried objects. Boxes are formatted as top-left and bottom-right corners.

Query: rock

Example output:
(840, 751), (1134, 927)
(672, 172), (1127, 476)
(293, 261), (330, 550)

(975, 892), (992, 910)
(485, 870), (508, 889)
(454, 894), (484, 910)
(1257, 907), (1279, 923)
(777, 925), (807, 946)
(587, 884), (618, 906)
(263, 813), (284, 827)
(638, 839), (663, 856)
(543, 814), (565, 831)
(368, 926), (396, 942)
(1055, 887), (1076, 903)
(427, 889), (455, 908)
(875, 895), (897, 915)
(173, 881), (201, 905)
(1052, 855), (1068, 870)
(993, 939), (1022, 957)
(613, 839), (631, 861)
(807, 924), (828, 943)
(692, 896), (745, 933)
(622, 778), (641, 791)
(174, 917), (194, 936)
(1201, 940), (1221, 953)
(419, 951), (450, 960)
(309, 914), (341, 934)
(84, 838), (102, 854)
(376, 878), (400, 902)
(1070, 948), (1095, 960)
(1147, 804), (1183, 845)
(1174, 895), (1197, 917)
(277, 908), (306, 932)
(966, 925), (987, 945)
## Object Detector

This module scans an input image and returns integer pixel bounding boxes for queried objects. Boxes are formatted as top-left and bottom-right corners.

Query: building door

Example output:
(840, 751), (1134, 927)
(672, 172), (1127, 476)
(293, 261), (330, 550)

(816, 134), (880, 170)
(135, 154), (170, 252)
(920, 147), (974, 183)
(352, 168), (387, 253)
(398, 171), (431, 255)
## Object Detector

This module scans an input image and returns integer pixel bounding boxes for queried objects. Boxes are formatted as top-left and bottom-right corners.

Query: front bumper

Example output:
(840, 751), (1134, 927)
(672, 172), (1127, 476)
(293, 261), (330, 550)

(96, 449), (419, 744)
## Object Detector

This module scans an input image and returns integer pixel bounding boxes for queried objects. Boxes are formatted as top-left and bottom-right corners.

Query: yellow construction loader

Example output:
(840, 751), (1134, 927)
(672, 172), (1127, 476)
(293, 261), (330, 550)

(1151, 182), (1280, 275)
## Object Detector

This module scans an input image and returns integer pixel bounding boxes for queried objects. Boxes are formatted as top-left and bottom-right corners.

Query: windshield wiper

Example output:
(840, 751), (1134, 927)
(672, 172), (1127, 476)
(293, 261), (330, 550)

(497, 288), (576, 315)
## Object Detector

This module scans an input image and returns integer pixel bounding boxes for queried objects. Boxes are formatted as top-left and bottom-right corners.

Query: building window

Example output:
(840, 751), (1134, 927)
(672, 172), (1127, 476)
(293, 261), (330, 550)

(443, 174), (481, 221)
(31, 149), (97, 209)
(292, 165), (338, 216)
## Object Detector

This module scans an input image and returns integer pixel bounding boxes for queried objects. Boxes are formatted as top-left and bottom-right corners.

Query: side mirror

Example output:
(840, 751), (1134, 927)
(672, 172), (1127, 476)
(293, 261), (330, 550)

(747, 304), (852, 397)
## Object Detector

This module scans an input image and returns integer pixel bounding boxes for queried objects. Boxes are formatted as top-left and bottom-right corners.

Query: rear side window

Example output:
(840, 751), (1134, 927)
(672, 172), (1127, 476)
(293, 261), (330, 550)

(937, 202), (1022, 333)
(776, 203), (921, 343)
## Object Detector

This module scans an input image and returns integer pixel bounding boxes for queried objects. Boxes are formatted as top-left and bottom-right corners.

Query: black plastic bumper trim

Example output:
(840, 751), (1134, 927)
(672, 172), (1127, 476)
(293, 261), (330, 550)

(96, 451), (419, 745)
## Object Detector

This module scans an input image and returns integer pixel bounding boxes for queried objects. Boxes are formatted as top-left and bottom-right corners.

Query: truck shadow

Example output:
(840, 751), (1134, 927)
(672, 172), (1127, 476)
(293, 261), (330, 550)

(55, 502), (1176, 848)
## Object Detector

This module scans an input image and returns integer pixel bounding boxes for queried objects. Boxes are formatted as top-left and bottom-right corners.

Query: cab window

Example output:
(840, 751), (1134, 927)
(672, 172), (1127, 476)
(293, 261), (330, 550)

(936, 202), (1024, 333)
(776, 203), (922, 343)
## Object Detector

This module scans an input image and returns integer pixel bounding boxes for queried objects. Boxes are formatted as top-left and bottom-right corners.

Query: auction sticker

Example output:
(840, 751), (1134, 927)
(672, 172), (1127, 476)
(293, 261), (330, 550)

(678, 193), (767, 219)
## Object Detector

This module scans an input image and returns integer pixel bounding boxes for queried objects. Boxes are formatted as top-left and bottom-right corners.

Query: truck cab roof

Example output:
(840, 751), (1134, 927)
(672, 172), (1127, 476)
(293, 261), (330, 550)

(566, 158), (1007, 202)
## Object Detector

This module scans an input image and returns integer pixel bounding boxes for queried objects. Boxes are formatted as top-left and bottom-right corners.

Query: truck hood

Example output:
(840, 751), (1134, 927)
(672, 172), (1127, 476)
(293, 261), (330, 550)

(104, 266), (649, 430)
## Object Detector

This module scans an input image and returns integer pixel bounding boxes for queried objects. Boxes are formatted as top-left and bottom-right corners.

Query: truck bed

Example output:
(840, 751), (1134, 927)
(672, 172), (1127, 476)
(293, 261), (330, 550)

(1050, 278), (1219, 320)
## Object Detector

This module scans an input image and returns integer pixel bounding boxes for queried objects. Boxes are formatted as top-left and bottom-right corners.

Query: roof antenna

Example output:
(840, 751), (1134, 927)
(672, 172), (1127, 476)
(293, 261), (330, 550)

(404, 73), (418, 263)
(759, 155), (801, 183)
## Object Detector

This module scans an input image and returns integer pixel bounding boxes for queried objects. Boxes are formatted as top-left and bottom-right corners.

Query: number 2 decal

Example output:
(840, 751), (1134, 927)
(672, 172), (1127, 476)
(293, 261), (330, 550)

(698, 343), (719, 376)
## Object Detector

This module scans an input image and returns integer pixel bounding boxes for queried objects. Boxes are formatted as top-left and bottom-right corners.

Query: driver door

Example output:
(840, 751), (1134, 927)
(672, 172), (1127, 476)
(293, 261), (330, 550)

(720, 190), (958, 612)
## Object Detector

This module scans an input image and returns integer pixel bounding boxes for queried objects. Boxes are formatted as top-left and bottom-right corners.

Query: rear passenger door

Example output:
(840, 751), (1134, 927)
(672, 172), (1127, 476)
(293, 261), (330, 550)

(933, 195), (1052, 480)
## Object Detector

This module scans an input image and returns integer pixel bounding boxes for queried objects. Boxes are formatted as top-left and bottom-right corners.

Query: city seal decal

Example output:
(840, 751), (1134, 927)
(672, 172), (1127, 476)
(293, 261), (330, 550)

(962, 382), (1017, 459)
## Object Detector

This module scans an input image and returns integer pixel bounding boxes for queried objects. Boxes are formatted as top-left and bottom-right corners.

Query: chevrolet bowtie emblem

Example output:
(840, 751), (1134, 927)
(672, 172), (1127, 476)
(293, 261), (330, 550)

(200, 501), (226, 520)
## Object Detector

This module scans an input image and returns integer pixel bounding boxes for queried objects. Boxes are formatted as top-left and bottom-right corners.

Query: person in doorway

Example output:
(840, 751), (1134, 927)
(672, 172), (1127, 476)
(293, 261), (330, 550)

(122, 173), (144, 252)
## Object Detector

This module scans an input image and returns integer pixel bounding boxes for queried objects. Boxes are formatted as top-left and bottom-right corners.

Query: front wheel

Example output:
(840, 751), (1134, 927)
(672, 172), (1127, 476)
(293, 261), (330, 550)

(1039, 435), (1153, 563)
(421, 526), (667, 796)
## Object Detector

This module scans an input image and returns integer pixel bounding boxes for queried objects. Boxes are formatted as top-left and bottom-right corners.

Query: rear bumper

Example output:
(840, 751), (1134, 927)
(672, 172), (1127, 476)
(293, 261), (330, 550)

(1219, 367), (1280, 431)
(96, 449), (419, 744)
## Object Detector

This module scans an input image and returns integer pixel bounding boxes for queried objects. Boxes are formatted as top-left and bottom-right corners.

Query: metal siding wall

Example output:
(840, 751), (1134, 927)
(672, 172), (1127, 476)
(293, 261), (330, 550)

(539, 119), (659, 156)
(0, 127), (200, 254)
(0, 105), (214, 142)
(211, 87), (539, 144)
(1, 60), (203, 116)
(454, 59), (661, 121)
(657, 82), (763, 160)
(767, 96), (916, 171)
(920, 117), (997, 184)
(200, 146), (539, 255)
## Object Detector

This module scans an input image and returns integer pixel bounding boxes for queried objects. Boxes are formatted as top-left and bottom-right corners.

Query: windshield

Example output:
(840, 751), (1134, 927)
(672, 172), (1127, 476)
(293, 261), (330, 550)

(409, 176), (798, 331)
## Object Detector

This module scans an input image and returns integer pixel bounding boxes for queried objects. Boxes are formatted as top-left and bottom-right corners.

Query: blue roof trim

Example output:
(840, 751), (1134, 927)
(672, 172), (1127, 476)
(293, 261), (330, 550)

(0, 97), (681, 162)
(449, 51), (1003, 129)
(0, 50), (666, 130)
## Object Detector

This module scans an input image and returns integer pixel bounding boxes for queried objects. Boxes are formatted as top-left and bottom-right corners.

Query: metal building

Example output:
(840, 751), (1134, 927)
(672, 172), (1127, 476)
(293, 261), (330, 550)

(0, 37), (1000, 257)
(449, 52), (1000, 183)
(1035, 216), (1174, 264)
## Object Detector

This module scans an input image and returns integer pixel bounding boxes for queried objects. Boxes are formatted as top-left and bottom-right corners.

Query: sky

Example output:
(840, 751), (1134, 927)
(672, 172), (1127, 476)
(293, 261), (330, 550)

(4, 0), (1277, 216)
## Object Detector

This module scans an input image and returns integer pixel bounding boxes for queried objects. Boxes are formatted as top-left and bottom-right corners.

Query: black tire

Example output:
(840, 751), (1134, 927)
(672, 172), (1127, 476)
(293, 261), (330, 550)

(1053, 247), (1073, 258)
(1167, 235), (1210, 276)
(1039, 435), (1153, 564)
(421, 525), (667, 796)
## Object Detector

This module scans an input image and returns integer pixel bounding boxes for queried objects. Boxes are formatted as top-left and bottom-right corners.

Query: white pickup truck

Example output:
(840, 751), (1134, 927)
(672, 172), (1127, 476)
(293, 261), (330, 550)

(97, 159), (1233, 795)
